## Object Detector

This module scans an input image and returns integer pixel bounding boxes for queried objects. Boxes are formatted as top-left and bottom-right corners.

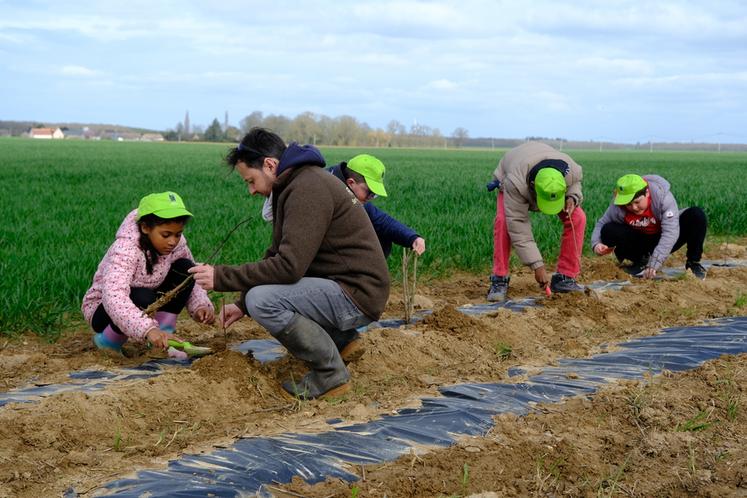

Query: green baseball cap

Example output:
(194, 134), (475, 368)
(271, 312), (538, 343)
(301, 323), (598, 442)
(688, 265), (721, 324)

(614, 174), (648, 205)
(534, 168), (567, 215)
(347, 154), (388, 197)
(137, 191), (193, 221)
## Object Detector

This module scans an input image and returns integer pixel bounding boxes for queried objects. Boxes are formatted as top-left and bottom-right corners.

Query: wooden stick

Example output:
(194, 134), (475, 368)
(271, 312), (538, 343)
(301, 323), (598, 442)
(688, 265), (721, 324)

(143, 217), (252, 317)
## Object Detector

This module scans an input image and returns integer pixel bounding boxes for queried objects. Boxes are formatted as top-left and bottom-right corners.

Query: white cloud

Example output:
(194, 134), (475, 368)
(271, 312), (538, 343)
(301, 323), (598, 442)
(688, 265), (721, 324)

(576, 57), (654, 76)
(59, 65), (101, 77)
(350, 1), (472, 38)
(2, 0), (747, 141)
(535, 91), (572, 112)
(424, 79), (459, 90)
(618, 71), (747, 88)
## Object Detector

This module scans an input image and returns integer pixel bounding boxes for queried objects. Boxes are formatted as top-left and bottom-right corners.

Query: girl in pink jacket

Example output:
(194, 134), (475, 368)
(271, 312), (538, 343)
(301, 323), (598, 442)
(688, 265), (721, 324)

(81, 192), (214, 356)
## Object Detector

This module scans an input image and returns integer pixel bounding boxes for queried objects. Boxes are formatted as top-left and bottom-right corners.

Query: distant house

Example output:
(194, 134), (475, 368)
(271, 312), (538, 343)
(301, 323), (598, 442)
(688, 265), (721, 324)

(118, 132), (140, 141)
(140, 133), (165, 142)
(29, 127), (64, 139)
(64, 127), (95, 140)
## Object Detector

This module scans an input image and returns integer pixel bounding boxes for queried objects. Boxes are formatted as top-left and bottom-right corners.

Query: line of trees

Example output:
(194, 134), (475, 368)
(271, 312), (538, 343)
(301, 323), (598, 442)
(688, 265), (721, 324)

(165, 111), (469, 148)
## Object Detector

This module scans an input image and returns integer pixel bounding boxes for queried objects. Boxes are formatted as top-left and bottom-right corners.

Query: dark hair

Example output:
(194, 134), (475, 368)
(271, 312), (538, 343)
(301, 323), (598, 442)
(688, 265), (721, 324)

(138, 214), (190, 274)
(225, 127), (287, 170)
(339, 162), (366, 184)
(632, 186), (648, 201)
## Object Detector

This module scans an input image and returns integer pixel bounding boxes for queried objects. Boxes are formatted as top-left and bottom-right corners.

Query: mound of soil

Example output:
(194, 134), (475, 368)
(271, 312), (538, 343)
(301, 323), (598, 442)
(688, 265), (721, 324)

(421, 305), (489, 337)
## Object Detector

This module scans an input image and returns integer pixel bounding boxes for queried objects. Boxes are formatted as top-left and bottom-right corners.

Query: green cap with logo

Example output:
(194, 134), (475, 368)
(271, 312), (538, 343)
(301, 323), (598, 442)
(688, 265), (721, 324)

(613, 174), (648, 205)
(137, 191), (193, 221)
(534, 168), (567, 215)
(347, 154), (388, 197)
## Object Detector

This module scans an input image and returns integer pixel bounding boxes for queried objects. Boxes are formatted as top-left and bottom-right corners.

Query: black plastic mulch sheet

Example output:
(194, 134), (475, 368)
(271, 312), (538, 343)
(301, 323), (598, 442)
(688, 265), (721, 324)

(4, 260), (746, 410)
(0, 359), (181, 408)
(92, 316), (747, 497)
(0, 297), (540, 408)
(5, 259), (747, 410)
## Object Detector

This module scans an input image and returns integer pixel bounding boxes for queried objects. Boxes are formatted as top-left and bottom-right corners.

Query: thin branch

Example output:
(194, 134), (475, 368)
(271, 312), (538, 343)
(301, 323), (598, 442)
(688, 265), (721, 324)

(143, 217), (252, 317)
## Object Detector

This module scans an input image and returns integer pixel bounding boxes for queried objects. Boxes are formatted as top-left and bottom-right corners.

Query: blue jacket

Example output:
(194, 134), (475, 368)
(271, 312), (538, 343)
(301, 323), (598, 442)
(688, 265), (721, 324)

(328, 164), (419, 257)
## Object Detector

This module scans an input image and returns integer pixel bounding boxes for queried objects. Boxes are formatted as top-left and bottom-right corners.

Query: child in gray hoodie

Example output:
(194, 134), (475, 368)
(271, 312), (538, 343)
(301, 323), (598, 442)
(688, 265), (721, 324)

(590, 174), (707, 279)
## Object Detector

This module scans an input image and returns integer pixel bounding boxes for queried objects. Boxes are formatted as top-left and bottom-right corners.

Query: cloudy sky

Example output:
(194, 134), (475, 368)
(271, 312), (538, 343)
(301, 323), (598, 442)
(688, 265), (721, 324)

(1, 0), (746, 143)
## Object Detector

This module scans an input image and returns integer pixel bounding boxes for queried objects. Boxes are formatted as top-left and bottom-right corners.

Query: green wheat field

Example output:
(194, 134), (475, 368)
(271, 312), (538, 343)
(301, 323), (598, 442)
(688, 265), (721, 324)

(2, 138), (746, 336)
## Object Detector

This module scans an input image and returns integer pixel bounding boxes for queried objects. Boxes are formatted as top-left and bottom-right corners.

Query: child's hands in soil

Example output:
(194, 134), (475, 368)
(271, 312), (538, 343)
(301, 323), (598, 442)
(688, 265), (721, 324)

(146, 328), (182, 350)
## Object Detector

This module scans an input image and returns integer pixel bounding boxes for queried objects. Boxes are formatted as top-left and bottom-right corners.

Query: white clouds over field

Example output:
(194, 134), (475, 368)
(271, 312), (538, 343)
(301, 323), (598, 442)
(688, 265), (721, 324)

(1, 0), (746, 142)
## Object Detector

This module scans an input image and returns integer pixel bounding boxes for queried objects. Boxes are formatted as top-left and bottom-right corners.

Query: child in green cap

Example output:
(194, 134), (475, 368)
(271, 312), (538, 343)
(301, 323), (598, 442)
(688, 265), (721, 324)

(590, 174), (708, 279)
(487, 141), (586, 302)
(81, 192), (215, 357)
(262, 153), (426, 257)
(328, 154), (426, 257)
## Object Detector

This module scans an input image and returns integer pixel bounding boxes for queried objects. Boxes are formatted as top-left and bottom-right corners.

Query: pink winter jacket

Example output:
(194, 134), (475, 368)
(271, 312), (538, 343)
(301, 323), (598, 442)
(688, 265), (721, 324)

(81, 210), (213, 340)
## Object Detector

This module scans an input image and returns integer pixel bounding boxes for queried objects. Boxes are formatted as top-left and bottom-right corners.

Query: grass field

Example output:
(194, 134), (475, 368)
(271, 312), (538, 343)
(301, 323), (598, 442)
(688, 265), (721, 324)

(1, 138), (746, 336)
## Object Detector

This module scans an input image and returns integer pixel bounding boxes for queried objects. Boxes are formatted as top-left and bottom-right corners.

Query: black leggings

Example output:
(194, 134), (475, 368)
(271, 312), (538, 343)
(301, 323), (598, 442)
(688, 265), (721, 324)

(92, 258), (196, 333)
(600, 207), (707, 265)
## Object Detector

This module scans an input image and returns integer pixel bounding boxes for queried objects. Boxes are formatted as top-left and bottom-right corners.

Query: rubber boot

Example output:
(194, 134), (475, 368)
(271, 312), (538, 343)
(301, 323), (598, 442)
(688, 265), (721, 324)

(92, 325), (126, 355)
(155, 311), (178, 330)
(275, 314), (351, 400)
(327, 328), (365, 363)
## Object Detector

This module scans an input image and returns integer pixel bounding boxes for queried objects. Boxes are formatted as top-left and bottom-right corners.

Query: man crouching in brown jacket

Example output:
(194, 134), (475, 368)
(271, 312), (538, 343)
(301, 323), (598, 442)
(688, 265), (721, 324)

(190, 128), (390, 400)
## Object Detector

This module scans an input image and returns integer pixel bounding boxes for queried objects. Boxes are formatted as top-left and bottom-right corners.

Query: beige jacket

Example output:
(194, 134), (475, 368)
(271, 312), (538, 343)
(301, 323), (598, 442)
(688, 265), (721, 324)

(491, 141), (584, 269)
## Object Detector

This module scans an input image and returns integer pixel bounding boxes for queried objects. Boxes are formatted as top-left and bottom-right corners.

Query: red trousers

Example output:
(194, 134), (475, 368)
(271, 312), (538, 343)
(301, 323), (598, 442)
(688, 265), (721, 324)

(492, 192), (585, 278)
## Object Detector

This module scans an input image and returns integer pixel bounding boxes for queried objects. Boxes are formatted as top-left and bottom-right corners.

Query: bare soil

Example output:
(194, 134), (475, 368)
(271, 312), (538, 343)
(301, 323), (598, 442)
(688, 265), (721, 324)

(1, 243), (747, 497)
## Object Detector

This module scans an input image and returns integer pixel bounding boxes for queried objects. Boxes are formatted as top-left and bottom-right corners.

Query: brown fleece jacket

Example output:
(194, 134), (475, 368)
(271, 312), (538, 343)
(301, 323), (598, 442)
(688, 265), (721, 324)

(213, 165), (390, 321)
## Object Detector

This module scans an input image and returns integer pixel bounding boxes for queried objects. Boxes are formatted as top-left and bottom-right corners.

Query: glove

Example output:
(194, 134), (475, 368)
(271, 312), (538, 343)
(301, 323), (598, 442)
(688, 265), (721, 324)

(486, 179), (501, 192)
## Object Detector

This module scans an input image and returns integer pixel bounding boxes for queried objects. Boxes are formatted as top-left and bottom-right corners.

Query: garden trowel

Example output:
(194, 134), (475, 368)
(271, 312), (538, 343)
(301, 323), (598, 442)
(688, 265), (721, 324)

(167, 339), (213, 357)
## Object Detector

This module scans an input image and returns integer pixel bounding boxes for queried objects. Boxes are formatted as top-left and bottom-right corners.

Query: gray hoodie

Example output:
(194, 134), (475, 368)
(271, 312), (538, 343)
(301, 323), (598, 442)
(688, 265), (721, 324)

(590, 175), (681, 270)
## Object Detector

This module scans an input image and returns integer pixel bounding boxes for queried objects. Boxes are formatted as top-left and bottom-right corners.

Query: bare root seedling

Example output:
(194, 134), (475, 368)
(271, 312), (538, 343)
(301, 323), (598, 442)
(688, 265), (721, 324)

(402, 247), (418, 324)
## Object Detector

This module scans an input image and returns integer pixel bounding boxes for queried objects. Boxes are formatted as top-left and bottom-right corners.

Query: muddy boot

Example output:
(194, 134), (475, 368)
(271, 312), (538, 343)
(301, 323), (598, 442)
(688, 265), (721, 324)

(328, 328), (365, 363)
(487, 275), (510, 302)
(686, 261), (707, 280)
(275, 314), (351, 400)
(550, 273), (584, 293)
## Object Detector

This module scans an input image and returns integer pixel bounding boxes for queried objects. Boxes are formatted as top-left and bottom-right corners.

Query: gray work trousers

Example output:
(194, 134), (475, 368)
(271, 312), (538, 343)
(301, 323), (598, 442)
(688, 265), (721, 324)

(244, 277), (371, 336)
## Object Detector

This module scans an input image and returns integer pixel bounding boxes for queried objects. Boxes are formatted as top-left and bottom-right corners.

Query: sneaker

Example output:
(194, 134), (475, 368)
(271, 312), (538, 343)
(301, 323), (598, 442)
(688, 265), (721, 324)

(620, 253), (650, 276)
(621, 263), (646, 277)
(550, 273), (584, 293)
(487, 275), (510, 302)
(686, 261), (707, 280)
